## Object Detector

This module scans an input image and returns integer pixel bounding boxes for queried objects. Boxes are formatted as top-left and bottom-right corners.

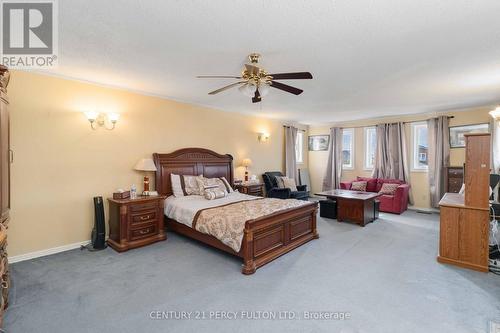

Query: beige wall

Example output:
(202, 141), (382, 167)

(8, 71), (301, 257)
(308, 107), (492, 209)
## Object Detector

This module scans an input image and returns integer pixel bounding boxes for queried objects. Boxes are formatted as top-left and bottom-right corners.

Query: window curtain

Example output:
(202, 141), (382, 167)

(284, 126), (298, 182)
(322, 127), (343, 191)
(371, 122), (413, 204)
(427, 116), (450, 208)
(491, 117), (500, 174)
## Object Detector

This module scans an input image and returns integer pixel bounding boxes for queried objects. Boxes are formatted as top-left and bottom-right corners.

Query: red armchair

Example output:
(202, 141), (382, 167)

(340, 177), (410, 214)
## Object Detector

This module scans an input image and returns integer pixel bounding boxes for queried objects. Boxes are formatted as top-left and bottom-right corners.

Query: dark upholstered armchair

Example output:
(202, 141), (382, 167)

(262, 171), (309, 200)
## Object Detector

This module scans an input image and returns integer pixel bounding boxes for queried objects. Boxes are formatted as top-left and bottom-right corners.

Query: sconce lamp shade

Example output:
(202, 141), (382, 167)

(134, 158), (157, 172)
(108, 113), (120, 122)
(242, 158), (252, 167)
(258, 132), (270, 142)
(490, 106), (500, 119)
(84, 111), (98, 121)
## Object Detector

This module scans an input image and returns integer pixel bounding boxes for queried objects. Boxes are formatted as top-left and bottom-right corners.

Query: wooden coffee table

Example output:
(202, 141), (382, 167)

(316, 189), (381, 227)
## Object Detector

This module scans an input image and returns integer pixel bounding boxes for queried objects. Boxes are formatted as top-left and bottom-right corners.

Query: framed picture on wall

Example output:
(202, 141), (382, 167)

(449, 123), (489, 148)
(308, 135), (330, 151)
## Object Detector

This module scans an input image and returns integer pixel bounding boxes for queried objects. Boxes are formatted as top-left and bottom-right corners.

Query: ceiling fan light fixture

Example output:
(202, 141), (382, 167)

(198, 53), (312, 102)
(239, 82), (257, 97)
(259, 82), (270, 97)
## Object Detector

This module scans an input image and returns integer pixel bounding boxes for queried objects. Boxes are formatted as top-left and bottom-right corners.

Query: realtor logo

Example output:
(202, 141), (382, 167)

(1, 0), (58, 68)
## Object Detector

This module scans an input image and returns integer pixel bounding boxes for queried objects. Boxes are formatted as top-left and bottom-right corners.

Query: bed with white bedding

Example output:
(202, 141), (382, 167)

(164, 192), (258, 228)
(154, 148), (319, 274)
(165, 192), (311, 253)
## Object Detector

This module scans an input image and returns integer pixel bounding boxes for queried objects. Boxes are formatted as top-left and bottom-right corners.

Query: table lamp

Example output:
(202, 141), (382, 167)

(134, 158), (157, 196)
(242, 158), (252, 182)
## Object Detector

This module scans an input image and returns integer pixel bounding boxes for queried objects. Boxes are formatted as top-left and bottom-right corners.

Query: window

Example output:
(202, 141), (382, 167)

(364, 127), (377, 169)
(295, 131), (304, 163)
(412, 122), (428, 171)
(342, 128), (354, 169)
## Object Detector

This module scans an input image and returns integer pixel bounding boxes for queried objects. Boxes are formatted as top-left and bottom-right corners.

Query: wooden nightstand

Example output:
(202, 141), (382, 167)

(234, 183), (264, 197)
(107, 195), (167, 252)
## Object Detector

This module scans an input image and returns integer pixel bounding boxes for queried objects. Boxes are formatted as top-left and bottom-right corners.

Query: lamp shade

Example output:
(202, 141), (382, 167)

(239, 83), (257, 98)
(242, 158), (252, 167)
(490, 106), (500, 119)
(134, 158), (157, 172)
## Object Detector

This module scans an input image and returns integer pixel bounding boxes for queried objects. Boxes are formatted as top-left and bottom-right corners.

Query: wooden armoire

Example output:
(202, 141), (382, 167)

(0, 65), (10, 325)
(438, 133), (490, 272)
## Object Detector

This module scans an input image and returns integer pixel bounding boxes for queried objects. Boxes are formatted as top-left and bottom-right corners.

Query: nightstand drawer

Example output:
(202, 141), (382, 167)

(130, 202), (157, 212)
(248, 190), (262, 196)
(131, 211), (157, 225)
(107, 195), (167, 252)
(448, 169), (463, 177)
(235, 184), (264, 197)
(130, 224), (157, 241)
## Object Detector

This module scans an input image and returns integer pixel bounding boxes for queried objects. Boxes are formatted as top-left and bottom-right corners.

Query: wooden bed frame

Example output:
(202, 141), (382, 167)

(153, 148), (319, 274)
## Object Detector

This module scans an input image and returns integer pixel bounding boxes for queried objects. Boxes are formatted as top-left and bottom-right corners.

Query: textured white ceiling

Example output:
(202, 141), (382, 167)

(43, 0), (500, 124)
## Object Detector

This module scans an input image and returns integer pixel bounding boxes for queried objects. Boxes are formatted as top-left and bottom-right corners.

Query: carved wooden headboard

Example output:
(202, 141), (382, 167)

(153, 148), (234, 196)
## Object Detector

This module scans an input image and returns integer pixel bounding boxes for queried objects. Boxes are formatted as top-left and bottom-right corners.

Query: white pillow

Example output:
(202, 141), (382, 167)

(220, 177), (234, 193)
(170, 174), (184, 197)
(277, 176), (298, 191)
(204, 188), (226, 200)
(196, 177), (227, 195)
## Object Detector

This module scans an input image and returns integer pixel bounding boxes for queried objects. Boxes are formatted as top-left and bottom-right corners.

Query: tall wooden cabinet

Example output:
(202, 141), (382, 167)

(438, 133), (490, 272)
(0, 65), (10, 325)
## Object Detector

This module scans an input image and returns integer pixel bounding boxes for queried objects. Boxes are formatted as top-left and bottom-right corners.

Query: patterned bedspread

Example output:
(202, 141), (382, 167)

(192, 198), (310, 252)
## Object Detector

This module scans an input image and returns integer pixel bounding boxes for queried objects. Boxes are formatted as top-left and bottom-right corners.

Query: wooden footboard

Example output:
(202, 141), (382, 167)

(165, 202), (318, 274)
(240, 202), (318, 274)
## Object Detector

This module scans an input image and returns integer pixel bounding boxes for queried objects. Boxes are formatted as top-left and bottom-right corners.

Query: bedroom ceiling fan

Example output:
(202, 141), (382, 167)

(197, 53), (313, 103)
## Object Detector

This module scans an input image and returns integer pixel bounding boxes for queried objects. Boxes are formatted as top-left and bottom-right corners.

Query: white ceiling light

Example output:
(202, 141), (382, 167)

(239, 82), (256, 97)
(238, 81), (270, 98)
(490, 106), (500, 119)
(259, 82), (270, 97)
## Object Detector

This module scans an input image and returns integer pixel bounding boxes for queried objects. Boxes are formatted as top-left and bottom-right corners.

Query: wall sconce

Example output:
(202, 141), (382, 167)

(84, 111), (119, 130)
(257, 132), (270, 143)
(489, 106), (500, 119)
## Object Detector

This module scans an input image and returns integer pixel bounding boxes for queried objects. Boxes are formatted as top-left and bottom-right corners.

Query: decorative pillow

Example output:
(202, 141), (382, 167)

(376, 179), (403, 192)
(197, 177), (228, 194)
(204, 188), (227, 200)
(182, 175), (203, 195)
(220, 177), (234, 193)
(276, 176), (286, 188)
(170, 174), (185, 197)
(351, 181), (367, 192)
(356, 177), (377, 192)
(379, 183), (400, 195)
(276, 176), (297, 191)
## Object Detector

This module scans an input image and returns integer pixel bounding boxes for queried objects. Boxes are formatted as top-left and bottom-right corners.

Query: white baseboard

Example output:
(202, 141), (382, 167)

(408, 206), (439, 214)
(8, 240), (90, 264)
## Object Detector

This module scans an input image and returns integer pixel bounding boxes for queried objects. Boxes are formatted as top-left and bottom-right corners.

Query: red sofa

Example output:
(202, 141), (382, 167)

(340, 176), (410, 214)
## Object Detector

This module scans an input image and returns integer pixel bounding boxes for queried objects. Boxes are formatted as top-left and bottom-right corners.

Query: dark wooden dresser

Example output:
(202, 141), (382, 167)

(234, 183), (264, 197)
(0, 66), (10, 327)
(107, 195), (167, 252)
(445, 166), (464, 193)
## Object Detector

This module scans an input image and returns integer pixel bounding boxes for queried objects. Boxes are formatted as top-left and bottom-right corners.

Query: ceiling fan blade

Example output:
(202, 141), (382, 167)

(208, 81), (246, 95)
(197, 75), (242, 79)
(269, 72), (313, 80)
(245, 64), (260, 75)
(252, 89), (261, 103)
(270, 81), (303, 95)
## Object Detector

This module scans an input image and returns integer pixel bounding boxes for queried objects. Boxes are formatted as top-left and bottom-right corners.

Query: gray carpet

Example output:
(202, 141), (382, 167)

(5, 211), (500, 333)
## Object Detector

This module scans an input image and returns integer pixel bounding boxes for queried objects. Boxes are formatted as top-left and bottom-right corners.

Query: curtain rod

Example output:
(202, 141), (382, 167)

(283, 125), (306, 132)
(330, 116), (455, 129)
